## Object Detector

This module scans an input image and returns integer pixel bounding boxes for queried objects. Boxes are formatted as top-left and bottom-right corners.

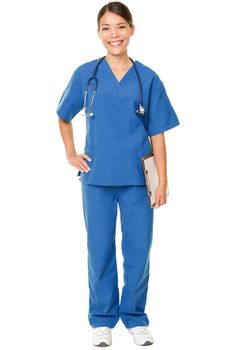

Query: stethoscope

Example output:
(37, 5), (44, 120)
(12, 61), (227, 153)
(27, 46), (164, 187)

(82, 56), (145, 117)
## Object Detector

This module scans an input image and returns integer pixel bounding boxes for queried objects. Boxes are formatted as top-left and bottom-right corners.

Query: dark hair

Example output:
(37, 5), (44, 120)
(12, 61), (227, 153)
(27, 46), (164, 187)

(97, 2), (134, 30)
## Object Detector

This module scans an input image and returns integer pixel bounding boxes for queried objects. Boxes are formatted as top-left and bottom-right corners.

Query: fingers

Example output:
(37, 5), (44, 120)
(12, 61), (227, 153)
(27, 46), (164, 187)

(83, 153), (92, 162)
(78, 153), (92, 173)
(155, 193), (167, 209)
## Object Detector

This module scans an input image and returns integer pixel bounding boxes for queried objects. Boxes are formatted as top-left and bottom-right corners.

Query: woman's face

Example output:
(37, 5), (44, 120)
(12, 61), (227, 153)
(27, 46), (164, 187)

(97, 11), (135, 57)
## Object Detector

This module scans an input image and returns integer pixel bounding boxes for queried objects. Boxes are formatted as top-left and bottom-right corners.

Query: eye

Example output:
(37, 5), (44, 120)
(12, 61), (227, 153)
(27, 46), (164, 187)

(102, 28), (109, 31)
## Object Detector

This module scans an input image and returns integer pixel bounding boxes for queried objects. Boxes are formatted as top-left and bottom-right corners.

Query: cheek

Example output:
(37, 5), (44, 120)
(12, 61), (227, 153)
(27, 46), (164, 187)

(122, 34), (131, 42)
(122, 37), (130, 45)
(103, 40), (110, 46)
(99, 32), (108, 41)
(100, 36), (109, 45)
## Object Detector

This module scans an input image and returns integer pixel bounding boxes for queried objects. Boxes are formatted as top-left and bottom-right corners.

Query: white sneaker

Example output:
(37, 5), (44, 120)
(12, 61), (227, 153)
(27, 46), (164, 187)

(92, 326), (112, 347)
(128, 326), (154, 346)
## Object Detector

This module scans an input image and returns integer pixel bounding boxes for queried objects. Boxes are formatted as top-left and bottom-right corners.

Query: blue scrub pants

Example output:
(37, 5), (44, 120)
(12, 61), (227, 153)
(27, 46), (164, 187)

(81, 183), (154, 329)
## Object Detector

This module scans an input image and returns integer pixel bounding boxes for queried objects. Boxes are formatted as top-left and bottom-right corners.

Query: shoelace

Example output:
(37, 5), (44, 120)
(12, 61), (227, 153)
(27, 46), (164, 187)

(135, 326), (150, 335)
(94, 327), (111, 336)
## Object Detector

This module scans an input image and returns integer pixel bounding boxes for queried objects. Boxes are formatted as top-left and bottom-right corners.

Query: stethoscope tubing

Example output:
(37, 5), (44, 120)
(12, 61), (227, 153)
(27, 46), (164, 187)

(84, 56), (144, 117)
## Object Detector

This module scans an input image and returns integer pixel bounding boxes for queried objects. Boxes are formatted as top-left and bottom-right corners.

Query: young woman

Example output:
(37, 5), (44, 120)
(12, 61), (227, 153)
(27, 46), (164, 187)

(56, 1), (180, 347)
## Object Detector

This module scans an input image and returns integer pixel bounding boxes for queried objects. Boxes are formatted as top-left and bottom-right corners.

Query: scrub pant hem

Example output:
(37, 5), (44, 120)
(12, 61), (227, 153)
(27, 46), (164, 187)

(120, 316), (149, 329)
(126, 322), (149, 329)
(89, 319), (119, 329)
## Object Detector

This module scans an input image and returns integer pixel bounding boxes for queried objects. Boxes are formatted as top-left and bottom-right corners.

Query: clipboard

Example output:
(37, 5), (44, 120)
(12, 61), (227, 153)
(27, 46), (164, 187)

(141, 152), (169, 208)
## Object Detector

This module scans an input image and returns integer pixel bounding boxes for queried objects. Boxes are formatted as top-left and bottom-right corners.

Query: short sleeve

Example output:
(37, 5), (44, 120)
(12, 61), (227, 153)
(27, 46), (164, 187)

(147, 75), (180, 136)
(56, 68), (84, 122)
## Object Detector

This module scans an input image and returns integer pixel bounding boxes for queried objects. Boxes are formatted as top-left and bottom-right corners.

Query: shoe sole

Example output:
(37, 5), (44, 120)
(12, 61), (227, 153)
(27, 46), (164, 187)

(141, 340), (153, 346)
(93, 342), (111, 347)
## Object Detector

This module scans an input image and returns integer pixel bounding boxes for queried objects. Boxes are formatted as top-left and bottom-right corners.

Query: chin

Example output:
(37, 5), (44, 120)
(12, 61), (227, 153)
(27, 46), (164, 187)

(109, 51), (127, 58)
(107, 47), (128, 56)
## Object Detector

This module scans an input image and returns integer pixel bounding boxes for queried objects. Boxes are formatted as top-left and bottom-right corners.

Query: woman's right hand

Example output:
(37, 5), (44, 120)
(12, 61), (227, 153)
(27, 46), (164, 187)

(67, 152), (92, 173)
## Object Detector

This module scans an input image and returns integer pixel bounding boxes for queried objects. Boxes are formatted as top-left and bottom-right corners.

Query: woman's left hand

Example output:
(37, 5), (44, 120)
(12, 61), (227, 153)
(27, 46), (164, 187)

(154, 185), (167, 209)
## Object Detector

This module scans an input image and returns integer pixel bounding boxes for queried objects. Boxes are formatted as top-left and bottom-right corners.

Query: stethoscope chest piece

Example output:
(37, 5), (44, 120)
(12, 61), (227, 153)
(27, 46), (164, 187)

(136, 104), (145, 116)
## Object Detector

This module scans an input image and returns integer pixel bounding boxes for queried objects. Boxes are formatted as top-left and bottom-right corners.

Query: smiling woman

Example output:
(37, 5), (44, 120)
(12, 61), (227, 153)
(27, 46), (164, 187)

(56, 1), (180, 347)
(97, 4), (135, 80)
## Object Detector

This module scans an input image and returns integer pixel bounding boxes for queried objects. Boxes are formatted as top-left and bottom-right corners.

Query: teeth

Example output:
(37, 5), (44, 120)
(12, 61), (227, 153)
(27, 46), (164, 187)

(109, 41), (122, 46)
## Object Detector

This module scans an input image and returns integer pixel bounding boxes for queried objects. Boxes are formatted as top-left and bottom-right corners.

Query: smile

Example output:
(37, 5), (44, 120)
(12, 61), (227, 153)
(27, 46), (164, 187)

(108, 40), (123, 46)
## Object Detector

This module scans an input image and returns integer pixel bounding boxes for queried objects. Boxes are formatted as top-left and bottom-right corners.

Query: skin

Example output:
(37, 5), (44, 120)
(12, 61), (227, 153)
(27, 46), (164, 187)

(58, 11), (167, 209)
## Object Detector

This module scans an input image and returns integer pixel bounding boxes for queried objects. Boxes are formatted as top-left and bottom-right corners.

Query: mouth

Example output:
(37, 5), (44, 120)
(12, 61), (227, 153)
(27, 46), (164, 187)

(108, 40), (124, 47)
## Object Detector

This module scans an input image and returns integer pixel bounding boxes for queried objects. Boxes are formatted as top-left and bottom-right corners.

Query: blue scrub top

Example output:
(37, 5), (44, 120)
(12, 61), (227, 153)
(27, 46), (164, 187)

(56, 57), (180, 186)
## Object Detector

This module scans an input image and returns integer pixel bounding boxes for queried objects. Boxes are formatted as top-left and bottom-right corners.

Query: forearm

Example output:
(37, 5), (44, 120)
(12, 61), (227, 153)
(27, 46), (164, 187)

(150, 133), (167, 187)
(58, 118), (77, 158)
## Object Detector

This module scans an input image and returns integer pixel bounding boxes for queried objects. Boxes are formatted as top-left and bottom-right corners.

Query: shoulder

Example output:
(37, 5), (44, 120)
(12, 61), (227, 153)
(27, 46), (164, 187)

(134, 60), (159, 78)
(135, 59), (163, 88)
(65, 58), (99, 87)
(135, 60), (161, 84)
(73, 58), (99, 77)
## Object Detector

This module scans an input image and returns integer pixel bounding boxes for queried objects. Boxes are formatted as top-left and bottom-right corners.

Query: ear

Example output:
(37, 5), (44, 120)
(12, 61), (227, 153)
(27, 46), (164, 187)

(97, 28), (101, 39)
(130, 25), (135, 37)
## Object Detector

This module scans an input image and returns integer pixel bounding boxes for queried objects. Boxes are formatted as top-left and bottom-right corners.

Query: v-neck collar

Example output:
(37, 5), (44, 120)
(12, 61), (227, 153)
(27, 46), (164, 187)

(102, 57), (136, 84)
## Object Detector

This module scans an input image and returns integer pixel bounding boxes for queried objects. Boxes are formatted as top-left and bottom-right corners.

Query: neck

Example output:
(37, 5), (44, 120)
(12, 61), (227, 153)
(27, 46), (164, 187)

(106, 52), (132, 69)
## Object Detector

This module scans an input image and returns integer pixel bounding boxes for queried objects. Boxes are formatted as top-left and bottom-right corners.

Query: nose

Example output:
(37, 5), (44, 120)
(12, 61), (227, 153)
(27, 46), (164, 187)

(110, 28), (120, 38)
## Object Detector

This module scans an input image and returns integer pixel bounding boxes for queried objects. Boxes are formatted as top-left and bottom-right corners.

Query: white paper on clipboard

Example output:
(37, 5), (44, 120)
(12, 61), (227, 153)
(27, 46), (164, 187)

(142, 152), (169, 208)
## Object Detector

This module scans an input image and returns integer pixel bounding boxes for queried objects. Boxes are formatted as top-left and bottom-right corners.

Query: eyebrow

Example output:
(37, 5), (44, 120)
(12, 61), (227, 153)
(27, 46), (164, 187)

(100, 22), (127, 26)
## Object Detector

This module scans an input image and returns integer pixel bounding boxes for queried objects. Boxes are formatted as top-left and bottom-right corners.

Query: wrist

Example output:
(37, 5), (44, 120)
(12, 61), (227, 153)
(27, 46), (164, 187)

(158, 180), (167, 188)
(66, 150), (77, 158)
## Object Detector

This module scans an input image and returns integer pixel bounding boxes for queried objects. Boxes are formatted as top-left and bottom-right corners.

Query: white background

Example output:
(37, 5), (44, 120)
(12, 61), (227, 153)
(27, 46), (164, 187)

(0, 0), (233, 349)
